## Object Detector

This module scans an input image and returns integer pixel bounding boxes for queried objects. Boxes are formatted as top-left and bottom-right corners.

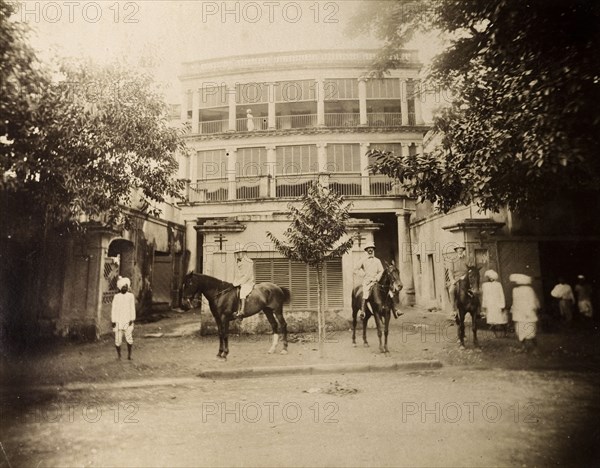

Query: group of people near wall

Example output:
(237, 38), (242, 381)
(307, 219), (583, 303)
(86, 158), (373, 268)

(479, 269), (594, 352)
(446, 245), (595, 352)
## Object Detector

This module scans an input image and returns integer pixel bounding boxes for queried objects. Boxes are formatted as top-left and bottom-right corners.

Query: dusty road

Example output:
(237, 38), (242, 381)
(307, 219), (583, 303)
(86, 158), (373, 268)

(2, 367), (599, 467)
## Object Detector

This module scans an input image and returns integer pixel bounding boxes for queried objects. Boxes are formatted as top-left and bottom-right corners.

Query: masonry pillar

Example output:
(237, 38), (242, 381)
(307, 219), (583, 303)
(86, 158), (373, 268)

(191, 89), (200, 134)
(396, 209), (415, 305)
(360, 142), (370, 195)
(414, 80), (423, 125)
(228, 83), (237, 132)
(186, 220), (198, 273)
(227, 147), (237, 200)
(266, 145), (276, 197)
(181, 89), (190, 122)
(316, 78), (325, 127)
(267, 83), (276, 130)
(400, 80), (409, 126)
(358, 77), (368, 126)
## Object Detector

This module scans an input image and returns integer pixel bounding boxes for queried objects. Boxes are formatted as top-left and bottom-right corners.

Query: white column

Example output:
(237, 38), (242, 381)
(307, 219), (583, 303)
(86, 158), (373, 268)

(396, 210), (415, 305)
(266, 145), (276, 197)
(317, 143), (328, 187)
(358, 78), (367, 126)
(414, 80), (423, 125)
(360, 142), (370, 195)
(267, 83), (276, 130)
(186, 220), (197, 273)
(316, 79), (325, 127)
(228, 84), (237, 132)
(189, 149), (198, 185)
(227, 148), (237, 200)
(401, 142), (410, 158)
(317, 143), (327, 172)
(181, 89), (190, 122)
(400, 80), (409, 126)
(191, 89), (200, 134)
(416, 143), (424, 157)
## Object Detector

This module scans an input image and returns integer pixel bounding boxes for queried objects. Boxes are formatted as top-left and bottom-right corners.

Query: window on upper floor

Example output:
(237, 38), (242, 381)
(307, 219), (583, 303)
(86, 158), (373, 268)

(326, 144), (361, 173)
(236, 147), (268, 177)
(236, 83), (269, 105)
(366, 78), (401, 99)
(324, 79), (358, 100)
(197, 149), (227, 180)
(199, 85), (228, 109)
(276, 145), (319, 174)
(274, 80), (316, 103)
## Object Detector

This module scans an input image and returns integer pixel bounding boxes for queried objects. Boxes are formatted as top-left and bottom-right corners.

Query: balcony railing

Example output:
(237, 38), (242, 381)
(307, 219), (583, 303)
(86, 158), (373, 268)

(275, 173), (318, 198)
(324, 113), (360, 127)
(276, 114), (317, 129)
(236, 117), (268, 132)
(189, 179), (229, 202)
(186, 174), (404, 203)
(369, 174), (404, 196)
(192, 112), (418, 134)
(199, 120), (229, 134)
(236, 175), (269, 199)
(328, 173), (362, 196)
(367, 113), (403, 127)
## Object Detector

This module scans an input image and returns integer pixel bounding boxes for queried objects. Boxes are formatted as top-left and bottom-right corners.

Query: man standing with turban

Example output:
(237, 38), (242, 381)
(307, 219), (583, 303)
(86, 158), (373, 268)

(111, 276), (136, 360)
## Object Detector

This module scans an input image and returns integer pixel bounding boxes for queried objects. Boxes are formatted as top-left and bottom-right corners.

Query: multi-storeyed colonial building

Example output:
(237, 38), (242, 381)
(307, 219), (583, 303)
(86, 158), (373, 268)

(173, 49), (430, 328)
(173, 48), (599, 326)
(35, 48), (597, 338)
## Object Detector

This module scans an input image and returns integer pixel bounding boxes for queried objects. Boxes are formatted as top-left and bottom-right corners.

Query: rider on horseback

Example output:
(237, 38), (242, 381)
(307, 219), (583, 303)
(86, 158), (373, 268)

(231, 248), (255, 320)
(355, 243), (384, 320)
(445, 245), (469, 318)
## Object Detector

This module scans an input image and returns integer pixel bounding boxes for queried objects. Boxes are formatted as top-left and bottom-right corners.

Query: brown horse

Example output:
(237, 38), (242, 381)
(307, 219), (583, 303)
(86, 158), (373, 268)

(455, 265), (481, 348)
(351, 261), (402, 353)
(182, 273), (291, 360)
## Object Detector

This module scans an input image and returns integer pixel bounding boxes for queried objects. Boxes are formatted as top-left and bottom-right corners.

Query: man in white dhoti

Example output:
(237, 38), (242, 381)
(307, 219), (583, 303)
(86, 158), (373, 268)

(354, 244), (384, 320)
(111, 276), (136, 360)
(551, 277), (575, 323)
(482, 269), (507, 335)
(510, 273), (539, 352)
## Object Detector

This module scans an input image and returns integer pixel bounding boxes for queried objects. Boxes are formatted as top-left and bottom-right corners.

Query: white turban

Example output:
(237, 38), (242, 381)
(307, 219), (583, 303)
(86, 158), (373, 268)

(116, 276), (131, 289)
(509, 273), (532, 285)
(484, 269), (499, 281)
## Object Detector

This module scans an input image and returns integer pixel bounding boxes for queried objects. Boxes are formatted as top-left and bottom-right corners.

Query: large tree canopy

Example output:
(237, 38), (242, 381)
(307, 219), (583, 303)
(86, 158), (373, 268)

(353, 0), (600, 212)
(1, 0), (185, 234)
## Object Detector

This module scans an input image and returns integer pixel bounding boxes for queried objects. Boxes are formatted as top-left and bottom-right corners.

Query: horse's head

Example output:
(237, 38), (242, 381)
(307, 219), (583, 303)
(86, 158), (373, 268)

(383, 261), (403, 313)
(466, 265), (481, 296)
(181, 272), (201, 310)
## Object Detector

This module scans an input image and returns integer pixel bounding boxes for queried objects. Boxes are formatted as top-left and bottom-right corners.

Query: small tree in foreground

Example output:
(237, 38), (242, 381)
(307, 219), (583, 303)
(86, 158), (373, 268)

(267, 182), (354, 357)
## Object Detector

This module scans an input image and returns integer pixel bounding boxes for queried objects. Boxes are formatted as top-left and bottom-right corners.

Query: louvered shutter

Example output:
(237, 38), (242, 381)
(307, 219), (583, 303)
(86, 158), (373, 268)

(324, 259), (343, 308)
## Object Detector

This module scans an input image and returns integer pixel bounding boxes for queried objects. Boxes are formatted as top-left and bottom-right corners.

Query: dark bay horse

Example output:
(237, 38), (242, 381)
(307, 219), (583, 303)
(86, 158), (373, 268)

(455, 266), (481, 348)
(351, 262), (402, 353)
(182, 273), (291, 360)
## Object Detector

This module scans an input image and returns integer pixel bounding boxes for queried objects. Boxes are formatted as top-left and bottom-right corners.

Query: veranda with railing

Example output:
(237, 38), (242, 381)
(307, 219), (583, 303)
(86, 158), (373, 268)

(186, 173), (403, 204)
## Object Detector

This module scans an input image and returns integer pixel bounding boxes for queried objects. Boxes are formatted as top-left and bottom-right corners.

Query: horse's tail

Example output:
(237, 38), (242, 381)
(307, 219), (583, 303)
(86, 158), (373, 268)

(281, 287), (291, 304)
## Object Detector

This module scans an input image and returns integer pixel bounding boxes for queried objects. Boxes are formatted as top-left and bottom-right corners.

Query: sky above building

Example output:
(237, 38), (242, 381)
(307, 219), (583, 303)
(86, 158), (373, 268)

(17, 0), (440, 110)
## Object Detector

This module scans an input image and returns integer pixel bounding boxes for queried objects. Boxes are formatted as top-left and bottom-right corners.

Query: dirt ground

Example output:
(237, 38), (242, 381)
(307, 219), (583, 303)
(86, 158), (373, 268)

(1, 306), (599, 467)
(1, 367), (599, 467)
(1, 305), (599, 387)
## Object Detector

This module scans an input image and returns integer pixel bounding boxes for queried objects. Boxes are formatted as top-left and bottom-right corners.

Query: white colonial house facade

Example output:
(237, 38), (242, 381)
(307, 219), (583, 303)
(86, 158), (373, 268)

(173, 49), (430, 328)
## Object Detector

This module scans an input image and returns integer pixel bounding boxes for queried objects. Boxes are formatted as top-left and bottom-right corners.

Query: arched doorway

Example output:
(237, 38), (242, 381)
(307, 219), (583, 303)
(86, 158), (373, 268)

(101, 239), (135, 324)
